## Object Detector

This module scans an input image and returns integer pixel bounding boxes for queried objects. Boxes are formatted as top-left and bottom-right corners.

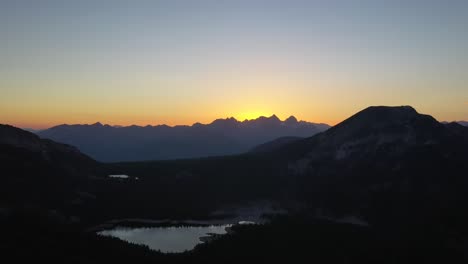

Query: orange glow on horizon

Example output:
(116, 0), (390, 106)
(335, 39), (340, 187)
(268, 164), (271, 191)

(2, 98), (465, 130)
(3, 109), (464, 131)
(3, 111), (339, 130)
(234, 111), (273, 121)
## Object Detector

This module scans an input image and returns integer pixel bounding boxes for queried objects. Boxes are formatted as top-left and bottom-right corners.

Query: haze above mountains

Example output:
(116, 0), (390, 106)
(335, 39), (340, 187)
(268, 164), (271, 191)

(37, 115), (330, 162)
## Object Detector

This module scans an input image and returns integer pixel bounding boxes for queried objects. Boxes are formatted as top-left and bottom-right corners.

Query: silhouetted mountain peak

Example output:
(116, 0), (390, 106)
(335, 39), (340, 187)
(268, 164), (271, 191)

(211, 117), (239, 126)
(38, 116), (330, 161)
(0, 124), (42, 151)
(347, 105), (418, 122)
(328, 105), (442, 140)
(0, 124), (96, 166)
(269, 114), (280, 121)
(330, 105), (436, 135)
(285, 115), (298, 124)
(48, 122), (105, 131)
(253, 114), (282, 126)
(91, 122), (103, 127)
(278, 105), (450, 161)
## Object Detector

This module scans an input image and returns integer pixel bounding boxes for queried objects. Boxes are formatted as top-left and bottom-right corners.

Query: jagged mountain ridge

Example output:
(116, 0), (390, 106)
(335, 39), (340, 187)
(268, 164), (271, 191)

(38, 115), (330, 162)
(102, 106), (468, 226)
(251, 106), (468, 225)
(2, 106), (468, 234)
(272, 106), (457, 160)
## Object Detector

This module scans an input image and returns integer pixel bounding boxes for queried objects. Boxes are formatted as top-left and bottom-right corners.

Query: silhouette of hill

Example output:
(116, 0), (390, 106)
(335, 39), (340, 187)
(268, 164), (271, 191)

(108, 106), (468, 223)
(0, 124), (102, 218)
(0, 124), (98, 175)
(98, 105), (468, 261)
(273, 105), (455, 159)
(2, 106), (468, 262)
(4, 107), (468, 223)
(19, 127), (43, 133)
(38, 115), (329, 162)
(245, 106), (468, 224)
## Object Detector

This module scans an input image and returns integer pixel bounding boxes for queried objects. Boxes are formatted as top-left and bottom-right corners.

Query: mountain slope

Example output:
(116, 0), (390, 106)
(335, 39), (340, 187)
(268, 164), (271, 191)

(3, 106), (468, 262)
(38, 116), (329, 162)
(4, 106), (468, 228)
(274, 106), (454, 160)
(0, 124), (102, 219)
(250, 136), (303, 153)
(0, 124), (99, 176)
(256, 106), (468, 229)
(107, 106), (468, 226)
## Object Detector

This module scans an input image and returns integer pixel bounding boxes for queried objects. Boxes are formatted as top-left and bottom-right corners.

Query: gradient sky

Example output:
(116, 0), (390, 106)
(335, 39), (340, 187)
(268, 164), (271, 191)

(1, 0), (467, 129)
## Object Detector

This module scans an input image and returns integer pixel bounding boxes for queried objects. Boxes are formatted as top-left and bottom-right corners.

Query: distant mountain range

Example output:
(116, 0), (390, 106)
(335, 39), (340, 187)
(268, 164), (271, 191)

(2, 106), (468, 262)
(100, 105), (468, 224)
(441, 120), (468, 127)
(37, 115), (330, 162)
(456, 121), (468, 126)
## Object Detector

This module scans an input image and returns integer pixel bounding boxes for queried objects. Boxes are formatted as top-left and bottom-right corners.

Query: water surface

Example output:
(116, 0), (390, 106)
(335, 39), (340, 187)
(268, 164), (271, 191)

(98, 225), (230, 253)
(108, 174), (129, 179)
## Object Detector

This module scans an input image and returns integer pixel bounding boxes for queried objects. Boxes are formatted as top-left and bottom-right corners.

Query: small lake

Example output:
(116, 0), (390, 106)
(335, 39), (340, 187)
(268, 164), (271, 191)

(108, 174), (129, 179)
(98, 225), (231, 253)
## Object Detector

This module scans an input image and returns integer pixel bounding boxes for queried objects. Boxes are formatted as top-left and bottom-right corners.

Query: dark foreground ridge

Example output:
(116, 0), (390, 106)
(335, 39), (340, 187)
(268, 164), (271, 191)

(2, 105), (468, 263)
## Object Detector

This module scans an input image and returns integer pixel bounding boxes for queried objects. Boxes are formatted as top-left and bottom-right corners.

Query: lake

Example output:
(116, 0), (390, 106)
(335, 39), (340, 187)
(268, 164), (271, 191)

(98, 225), (231, 253)
(108, 174), (129, 179)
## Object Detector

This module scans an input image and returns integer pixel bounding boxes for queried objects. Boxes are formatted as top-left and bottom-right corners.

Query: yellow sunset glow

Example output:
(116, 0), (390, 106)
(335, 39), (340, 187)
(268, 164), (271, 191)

(1, 2), (467, 130)
(235, 111), (273, 121)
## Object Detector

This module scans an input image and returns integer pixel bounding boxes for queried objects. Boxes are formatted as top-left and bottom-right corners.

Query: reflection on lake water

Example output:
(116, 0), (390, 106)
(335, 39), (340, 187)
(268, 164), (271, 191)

(98, 225), (231, 253)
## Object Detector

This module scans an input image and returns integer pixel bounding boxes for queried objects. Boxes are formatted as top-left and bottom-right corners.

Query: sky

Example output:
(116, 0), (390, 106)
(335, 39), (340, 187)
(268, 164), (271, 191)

(1, 0), (467, 129)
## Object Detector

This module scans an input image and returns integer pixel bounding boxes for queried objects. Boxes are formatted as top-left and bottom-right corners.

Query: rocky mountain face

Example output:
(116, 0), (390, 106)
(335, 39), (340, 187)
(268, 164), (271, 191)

(2, 106), (468, 262)
(275, 106), (455, 160)
(0, 124), (101, 220)
(102, 106), (468, 229)
(256, 106), (468, 228)
(0, 124), (98, 176)
(7, 106), (466, 226)
(38, 116), (329, 162)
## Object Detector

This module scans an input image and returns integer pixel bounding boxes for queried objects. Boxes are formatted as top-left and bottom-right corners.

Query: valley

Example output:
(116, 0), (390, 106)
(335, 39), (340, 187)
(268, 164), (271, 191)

(2, 106), (468, 262)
